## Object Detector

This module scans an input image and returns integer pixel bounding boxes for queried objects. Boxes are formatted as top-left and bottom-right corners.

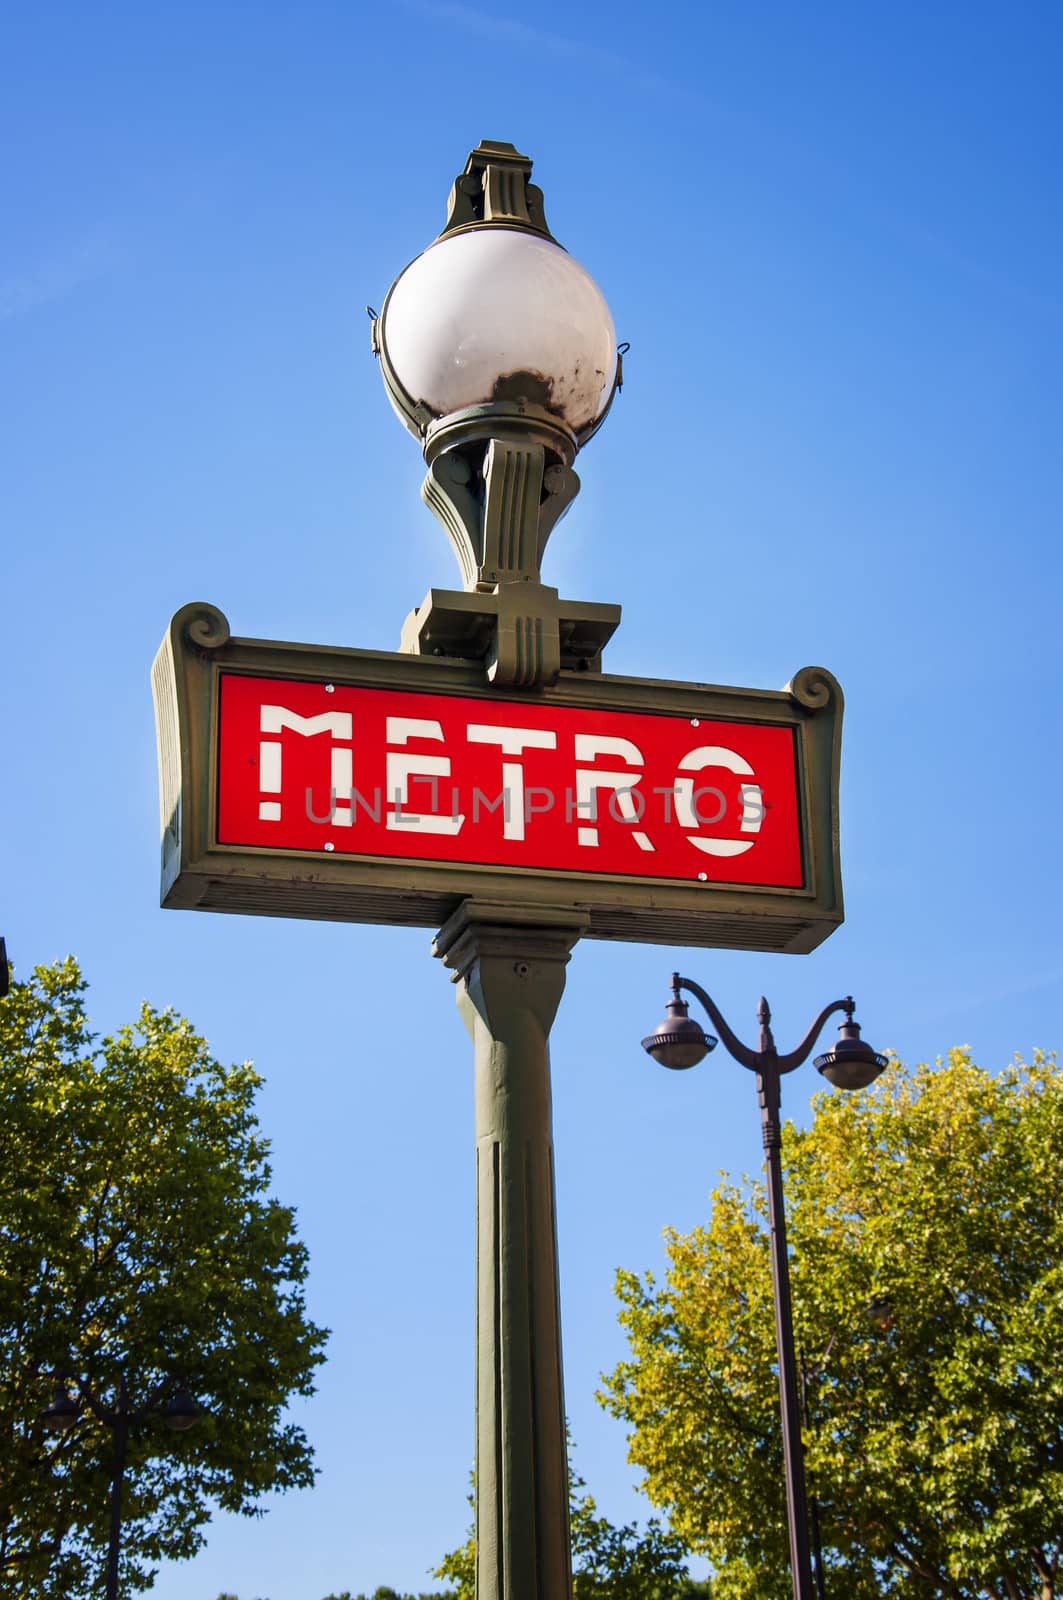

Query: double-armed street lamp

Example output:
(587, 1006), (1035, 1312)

(642, 976), (887, 1600)
(40, 1373), (199, 1600)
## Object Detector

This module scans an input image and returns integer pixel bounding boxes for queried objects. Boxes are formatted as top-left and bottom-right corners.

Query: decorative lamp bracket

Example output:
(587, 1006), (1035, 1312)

(423, 408), (580, 591)
(400, 584), (620, 687)
(399, 402), (621, 685)
(438, 140), (557, 244)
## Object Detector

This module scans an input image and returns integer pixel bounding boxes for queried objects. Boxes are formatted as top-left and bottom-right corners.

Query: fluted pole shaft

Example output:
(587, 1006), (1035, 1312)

(436, 901), (586, 1600)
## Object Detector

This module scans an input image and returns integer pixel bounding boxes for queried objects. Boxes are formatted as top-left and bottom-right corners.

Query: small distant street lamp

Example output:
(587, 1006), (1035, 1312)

(39, 1373), (200, 1600)
(864, 1295), (895, 1330)
(642, 974), (887, 1600)
(800, 1298), (897, 1597)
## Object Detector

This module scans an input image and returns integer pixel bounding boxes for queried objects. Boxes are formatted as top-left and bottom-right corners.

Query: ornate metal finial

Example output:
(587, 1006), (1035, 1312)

(757, 997), (776, 1057)
(438, 140), (557, 243)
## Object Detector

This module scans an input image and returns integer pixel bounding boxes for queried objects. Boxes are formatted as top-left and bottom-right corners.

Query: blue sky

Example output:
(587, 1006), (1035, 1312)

(3, 2), (1062, 1595)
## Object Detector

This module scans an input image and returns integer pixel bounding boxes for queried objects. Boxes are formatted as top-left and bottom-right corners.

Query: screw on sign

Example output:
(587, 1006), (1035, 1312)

(216, 673), (804, 889)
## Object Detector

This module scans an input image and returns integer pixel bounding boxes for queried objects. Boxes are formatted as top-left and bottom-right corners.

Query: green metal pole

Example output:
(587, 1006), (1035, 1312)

(436, 900), (586, 1600)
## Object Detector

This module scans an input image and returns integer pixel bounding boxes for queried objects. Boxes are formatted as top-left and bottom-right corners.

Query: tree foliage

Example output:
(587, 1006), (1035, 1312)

(0, 959), (329, 1598)
(320, 1589), (455, 1599)
(600, 1050), (1063, 1600)
(215, 1590), (454, 1599)
(434, 1453), (710, 1598)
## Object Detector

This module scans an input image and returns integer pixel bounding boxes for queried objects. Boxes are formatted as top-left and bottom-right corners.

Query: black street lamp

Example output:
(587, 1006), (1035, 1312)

(39, 1374), (200, 1600)
(798, 1336), (838, 1600)
(641, 973), (887, 1600)
(799, 1298), (897, 1598)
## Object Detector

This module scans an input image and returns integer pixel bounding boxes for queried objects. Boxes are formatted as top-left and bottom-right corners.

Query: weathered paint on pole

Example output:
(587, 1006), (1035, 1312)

(436, 900), (586, 1600)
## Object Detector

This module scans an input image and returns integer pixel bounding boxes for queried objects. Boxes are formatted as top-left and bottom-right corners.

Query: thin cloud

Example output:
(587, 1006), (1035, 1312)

(906, 962), (1063, 1035)
(0, 233), (124, 322)
(396, 0), (692, 100)
(399, 0), (627, 71)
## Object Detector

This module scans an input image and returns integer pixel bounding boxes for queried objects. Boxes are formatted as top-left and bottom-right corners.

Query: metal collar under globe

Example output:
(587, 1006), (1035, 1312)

(642, 997), (717, 1071)
(815, 1018), (888, 1090)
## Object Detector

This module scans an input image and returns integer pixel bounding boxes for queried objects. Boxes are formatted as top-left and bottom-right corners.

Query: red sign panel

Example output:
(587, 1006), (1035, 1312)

(216, 674), (804, 888)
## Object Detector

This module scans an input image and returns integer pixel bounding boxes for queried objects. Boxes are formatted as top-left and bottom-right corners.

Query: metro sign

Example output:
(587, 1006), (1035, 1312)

(218, 674), (804, 885)
(154, 604), (844, 952)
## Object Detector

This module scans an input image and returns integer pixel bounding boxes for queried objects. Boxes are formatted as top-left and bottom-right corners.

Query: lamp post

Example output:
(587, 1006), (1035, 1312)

(39, 1374), (199, 1600)
(798, 1335), (838, 1600)
(373, 141), (624, 1600)
(799, 1298), (896, 1597)
(641, 974), (887, 1600)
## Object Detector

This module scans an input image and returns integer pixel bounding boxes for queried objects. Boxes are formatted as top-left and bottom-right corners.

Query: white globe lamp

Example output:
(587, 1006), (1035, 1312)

(372, 141), (625, 686)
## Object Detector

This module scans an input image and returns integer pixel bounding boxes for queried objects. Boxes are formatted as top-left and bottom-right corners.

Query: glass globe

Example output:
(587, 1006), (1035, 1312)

(381, 228), (617, 439)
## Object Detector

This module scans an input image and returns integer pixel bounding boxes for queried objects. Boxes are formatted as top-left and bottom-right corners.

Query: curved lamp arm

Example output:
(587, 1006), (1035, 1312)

(673, 974), (760, 1071)
(776, 997), (854, 1075)
(77, 1373), (170, 1427)
(675, 976), (855, 1078)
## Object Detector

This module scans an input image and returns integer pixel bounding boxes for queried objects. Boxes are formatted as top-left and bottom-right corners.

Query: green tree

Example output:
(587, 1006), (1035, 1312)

(0, 959), (329, 1598)
(434, 1452), (710, 1598)
(319, 1590), (456, 1599)
(601, 1049), (1063, 1600)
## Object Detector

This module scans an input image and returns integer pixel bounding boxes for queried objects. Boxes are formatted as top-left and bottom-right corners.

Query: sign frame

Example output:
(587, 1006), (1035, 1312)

(153, 602), (844, 952)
